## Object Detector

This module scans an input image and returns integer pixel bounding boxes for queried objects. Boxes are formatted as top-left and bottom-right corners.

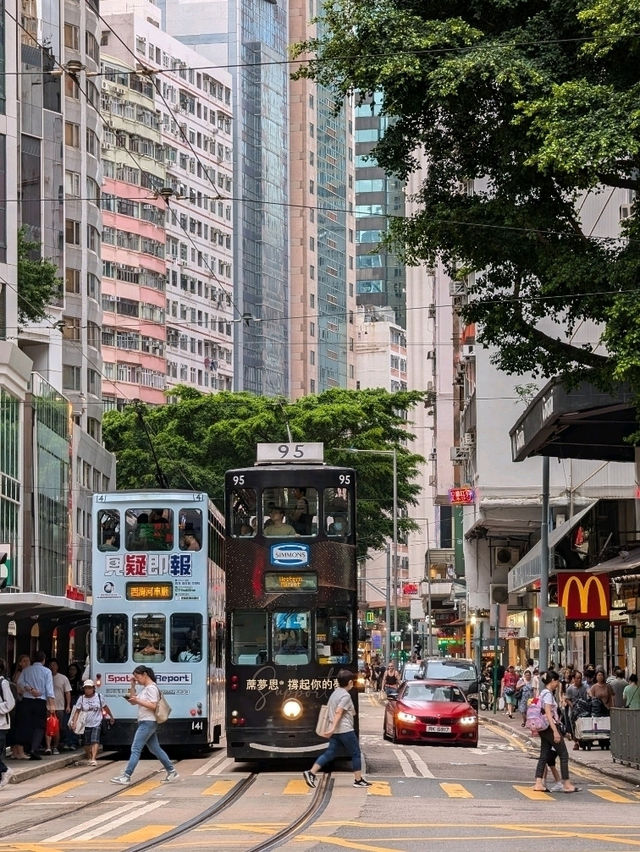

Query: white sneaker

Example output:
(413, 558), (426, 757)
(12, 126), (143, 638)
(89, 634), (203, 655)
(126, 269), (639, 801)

(164, 770), (179, 783)
(0, 769), (14, 789)
(111, 774), (131, 785)
(549, 781), (564, 793)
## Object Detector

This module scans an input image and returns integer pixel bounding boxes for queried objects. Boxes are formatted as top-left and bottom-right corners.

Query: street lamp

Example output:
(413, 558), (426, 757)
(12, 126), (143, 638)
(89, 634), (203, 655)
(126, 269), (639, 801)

(345, 447), (398, 663)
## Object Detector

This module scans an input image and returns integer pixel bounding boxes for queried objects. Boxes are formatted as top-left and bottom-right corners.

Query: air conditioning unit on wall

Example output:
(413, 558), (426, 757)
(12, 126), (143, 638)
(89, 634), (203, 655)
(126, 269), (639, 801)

(494, 546), (520, 570)
(490, 583), (509, 605)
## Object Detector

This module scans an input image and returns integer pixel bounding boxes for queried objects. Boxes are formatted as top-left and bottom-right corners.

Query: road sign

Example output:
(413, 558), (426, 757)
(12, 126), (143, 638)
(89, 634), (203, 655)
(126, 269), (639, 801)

(541, 605), (566, 635)
(391, 631), (401, 641)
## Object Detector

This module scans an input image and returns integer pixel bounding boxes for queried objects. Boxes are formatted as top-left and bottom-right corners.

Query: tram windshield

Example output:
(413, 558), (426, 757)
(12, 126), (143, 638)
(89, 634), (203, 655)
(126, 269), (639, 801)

(324, 489), (351, 538)
(125, 508), (174, 551)
(316, 609), (352, 664)
(273, 611), (310, 664)
(96, 614), (128, 663)
(132, 613), (166, 662)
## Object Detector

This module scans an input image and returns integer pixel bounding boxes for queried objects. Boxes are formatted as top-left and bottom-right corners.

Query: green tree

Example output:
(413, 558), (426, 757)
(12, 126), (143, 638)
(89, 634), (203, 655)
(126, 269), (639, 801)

(102, 387), (427, 558)
(293, 0), (640, 393)
(17, 228), (62, 325)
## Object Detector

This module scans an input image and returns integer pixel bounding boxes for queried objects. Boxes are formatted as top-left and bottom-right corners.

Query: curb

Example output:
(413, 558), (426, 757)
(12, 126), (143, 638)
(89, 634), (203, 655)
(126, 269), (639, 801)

(6, 750), (105, 784)
(482, 714), (640, 788)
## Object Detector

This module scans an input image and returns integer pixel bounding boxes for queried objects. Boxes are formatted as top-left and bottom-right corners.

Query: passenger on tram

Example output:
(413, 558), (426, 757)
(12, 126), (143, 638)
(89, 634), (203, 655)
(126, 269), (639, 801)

(180, 527), (201, 551)
(101, 529), (119, 551)
(263, 506), (296, 537)
(290, 487), (312, 535)
(178, 640), (202, 662)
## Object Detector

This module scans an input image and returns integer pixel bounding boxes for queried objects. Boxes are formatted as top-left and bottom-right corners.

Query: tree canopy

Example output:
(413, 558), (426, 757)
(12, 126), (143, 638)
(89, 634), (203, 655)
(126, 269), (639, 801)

(293, 0), (640, 393)
(102, 387), (428, 558)
(17, 228), (62, 326)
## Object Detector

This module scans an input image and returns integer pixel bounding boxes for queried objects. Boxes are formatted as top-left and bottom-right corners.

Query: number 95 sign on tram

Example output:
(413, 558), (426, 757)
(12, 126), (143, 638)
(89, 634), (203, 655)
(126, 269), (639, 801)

(256, 443), (325, 465)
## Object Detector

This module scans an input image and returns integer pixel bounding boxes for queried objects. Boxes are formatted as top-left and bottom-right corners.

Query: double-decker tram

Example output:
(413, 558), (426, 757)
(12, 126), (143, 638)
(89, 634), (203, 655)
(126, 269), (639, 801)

(224, 442), (358, 761)
(90, 490), (225, 749)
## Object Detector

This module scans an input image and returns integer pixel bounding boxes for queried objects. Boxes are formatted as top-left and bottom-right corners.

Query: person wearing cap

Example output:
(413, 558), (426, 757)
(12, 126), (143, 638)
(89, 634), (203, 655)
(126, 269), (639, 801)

(263, 506), (296, 537)
(69, 680), (114, 767)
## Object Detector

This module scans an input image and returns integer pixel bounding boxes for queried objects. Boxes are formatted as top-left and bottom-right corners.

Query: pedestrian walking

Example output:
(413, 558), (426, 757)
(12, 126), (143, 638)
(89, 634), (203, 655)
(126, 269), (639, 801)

(303, 669), (371, 789)
(516, 669), (534, 727)
(16, 652), (55, 759)
(111, 665), (178, 785)
(0, 659), (16, 788)
(70, 680), (114, 766)
(623, 673), (640, 709)
(532, 670), (580, 793)
(501, 665), (519, 719)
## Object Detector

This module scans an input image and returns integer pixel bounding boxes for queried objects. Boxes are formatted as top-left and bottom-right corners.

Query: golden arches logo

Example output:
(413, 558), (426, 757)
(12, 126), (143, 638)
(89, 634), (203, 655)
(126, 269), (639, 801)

(560, 574), (608, 618)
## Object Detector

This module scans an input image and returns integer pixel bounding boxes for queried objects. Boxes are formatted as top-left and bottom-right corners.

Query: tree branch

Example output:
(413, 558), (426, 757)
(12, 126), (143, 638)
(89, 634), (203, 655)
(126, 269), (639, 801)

(597, 173), (639, 191)
(524, 320), (610, 369)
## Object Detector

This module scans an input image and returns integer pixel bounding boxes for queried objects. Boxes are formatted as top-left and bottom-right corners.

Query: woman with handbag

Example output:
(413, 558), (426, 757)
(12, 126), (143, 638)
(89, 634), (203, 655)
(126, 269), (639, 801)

(111, 665), (178, 786)
(532, 670), (580, 793)
(69, 680), (114, 767)
(501, 665), (519, 719)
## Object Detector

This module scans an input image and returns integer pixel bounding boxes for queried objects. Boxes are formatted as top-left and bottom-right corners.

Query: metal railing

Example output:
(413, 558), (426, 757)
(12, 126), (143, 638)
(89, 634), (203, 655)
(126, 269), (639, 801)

(610, 708), (640, 768)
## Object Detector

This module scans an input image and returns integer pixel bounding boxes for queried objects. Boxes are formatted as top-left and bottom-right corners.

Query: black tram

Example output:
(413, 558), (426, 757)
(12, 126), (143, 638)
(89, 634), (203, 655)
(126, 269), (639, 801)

(224, 442), (358, 761)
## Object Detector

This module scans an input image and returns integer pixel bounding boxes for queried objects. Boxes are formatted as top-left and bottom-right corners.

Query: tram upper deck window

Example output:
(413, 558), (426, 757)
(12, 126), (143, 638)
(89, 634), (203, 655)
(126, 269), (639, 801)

(232, 610), (267, 665)
(324, 489), (351, 539)
(125, 508), (173, 551)
(96, 614), (127, 663)
(273, 611), (310, 664)
(97, 510), (120, 551)
(179, 508), (202, 551)
(316, 609), (351, 664)
(170, 613), (202, 662)
(132, 613), (166, 662)
(230, 488), (257, 538)
(262, 487), (318, 537)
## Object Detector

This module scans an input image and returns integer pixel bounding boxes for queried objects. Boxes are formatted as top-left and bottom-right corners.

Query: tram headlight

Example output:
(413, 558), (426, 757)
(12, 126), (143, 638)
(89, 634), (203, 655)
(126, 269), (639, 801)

(282, 698), (303, 720)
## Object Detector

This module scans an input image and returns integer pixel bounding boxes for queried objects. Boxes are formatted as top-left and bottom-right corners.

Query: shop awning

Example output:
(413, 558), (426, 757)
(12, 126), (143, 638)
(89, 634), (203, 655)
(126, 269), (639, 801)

(0, 592), (91, 620)
(509, 379), (636, 463)
(587, 547), (640, 575)
(508, 502), (597, 593)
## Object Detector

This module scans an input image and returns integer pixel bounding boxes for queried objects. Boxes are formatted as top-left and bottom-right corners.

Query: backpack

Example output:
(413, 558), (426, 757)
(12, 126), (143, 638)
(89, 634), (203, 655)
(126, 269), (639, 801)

(525, 696), (550, 734)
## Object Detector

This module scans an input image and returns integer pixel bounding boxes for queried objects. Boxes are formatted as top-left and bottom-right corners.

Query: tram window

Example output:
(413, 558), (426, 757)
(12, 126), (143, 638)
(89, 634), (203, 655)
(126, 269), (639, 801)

(125, 508), (174, 551)
(96, 614), (128, 663)
(273, 611), (310, 664)
(316, 609), (351, 664)
(230, 488), (256, 537)
(97, 510), (120, 551)
(179, 508), (202, 551)
(232, 610), (267, 665)
(170, 613), (202, 662)
(132, 613), (166, 662)
(324, 489), (351, 538)
(262, 487), (318, 536)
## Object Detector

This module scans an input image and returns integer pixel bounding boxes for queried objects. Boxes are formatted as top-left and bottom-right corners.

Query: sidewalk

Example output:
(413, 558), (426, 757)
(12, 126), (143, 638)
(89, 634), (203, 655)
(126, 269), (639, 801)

(482, 709), (640, 787)
(3, 749), (89, 784)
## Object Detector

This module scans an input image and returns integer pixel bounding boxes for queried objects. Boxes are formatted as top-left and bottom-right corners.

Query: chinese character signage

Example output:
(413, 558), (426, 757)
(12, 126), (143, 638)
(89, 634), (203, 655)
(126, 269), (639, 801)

(448, 487), (475, 505)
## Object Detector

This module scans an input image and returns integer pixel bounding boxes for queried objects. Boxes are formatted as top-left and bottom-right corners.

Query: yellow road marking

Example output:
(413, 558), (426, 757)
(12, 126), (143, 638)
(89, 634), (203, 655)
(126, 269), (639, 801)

(117, 778), (164, 796)
(590, 789), (635, 803)
(283, 779), (309, 795)
(513, 785), (553, 800)
(202, 779), (236, 796)
(440, 782), (473, 799)
(499, 823), (640, 847)
(368, 781), (391, 796)
(296, 836), (403, 852)
(30, 780), (85, 798)
(117, 824), (174, 842)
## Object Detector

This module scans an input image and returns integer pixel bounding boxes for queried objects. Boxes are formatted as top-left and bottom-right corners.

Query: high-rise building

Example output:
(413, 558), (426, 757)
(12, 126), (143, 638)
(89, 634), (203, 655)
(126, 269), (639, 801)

(159, 0), (290, 396)
(100, 0), (234, 403)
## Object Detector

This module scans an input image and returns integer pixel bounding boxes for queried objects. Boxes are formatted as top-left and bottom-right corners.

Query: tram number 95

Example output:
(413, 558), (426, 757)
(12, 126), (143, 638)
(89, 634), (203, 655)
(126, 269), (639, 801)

(278, 444), (305, 458)
(190, 719), (205, 734)
(338, 474), (351, 485)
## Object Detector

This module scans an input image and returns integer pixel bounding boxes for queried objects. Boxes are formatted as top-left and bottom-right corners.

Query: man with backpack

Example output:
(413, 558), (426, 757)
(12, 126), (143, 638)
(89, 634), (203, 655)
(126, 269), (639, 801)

(0, 659), (16, 788)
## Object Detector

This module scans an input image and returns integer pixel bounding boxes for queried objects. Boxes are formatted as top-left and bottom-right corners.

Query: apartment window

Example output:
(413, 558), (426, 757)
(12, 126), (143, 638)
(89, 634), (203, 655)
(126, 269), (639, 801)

(63, 365), (81, 390)
(65, 170), (80, 197)
(0, 135), (5, 262)
(64, 74), (79, 99)
(64, 23), (79, 50)
(65, 268), (80, 294)
(310, 350), (315, 365)
(87, 369), (100, 396)
(64, 122), (80, 148)
(310, 322), (315, 337)
(63, 317), (80, 341)
(65, 220), (80, 245)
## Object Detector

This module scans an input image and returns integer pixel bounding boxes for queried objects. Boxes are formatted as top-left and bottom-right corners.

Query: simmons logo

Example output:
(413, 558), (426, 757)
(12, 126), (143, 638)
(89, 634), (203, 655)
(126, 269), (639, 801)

(270, 543), (310, 567)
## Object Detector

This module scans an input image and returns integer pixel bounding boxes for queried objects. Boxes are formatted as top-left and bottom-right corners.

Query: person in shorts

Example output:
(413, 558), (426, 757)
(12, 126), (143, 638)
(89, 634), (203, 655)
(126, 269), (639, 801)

(70, 680), (114, 767)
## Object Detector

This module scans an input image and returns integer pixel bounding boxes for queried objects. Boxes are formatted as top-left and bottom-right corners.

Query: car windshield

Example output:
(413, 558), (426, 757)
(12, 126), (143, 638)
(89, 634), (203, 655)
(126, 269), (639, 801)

(404, 683), (466, 703)
(424, 661), (476, 681)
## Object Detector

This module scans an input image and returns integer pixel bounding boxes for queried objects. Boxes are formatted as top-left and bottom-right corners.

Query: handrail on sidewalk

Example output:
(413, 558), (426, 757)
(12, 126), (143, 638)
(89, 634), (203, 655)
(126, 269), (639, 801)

(610, 707), (640, 769)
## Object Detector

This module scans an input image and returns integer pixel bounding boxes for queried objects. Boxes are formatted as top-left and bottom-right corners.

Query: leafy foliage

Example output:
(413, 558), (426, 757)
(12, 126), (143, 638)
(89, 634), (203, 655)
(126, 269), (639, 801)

(102, 387), (427, 558)
(17, 228), (62, 325)
(292, 0), (640, 393)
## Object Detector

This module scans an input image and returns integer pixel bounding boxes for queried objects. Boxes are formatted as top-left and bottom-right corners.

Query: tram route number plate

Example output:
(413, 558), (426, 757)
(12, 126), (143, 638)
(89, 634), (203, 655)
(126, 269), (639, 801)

(426, 725), (451, 733)
(256, 443), (324, 464)
(190, 719), (205, 734)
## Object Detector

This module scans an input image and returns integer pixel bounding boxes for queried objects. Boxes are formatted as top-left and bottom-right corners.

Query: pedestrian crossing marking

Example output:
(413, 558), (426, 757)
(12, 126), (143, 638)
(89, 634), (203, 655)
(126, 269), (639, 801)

(440, 783), (473, 798)
(369, 781), (392, 796)
(590, 789), (635, 804)
(202, 779), (236, 796)
(118, 778), (164, 796)
(117, 824), (174, 841)
(513, 785), (553, 800)
(283, 779), (310, 795)
(31, 780), (85, 798)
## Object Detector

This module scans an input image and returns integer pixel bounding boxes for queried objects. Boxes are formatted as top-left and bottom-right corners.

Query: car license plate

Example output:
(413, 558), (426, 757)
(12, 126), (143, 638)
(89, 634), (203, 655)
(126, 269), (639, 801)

(426, 725), (451, 733)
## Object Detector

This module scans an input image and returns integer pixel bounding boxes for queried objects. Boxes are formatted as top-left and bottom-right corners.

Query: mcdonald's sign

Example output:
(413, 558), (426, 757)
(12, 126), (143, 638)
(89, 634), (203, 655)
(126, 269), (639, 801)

(557, 572), (610, 621)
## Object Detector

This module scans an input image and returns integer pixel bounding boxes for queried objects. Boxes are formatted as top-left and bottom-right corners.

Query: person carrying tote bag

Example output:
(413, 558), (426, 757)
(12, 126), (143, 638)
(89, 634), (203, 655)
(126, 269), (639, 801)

(111, 666), (178, 786)
(70, 680), (115, 766)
